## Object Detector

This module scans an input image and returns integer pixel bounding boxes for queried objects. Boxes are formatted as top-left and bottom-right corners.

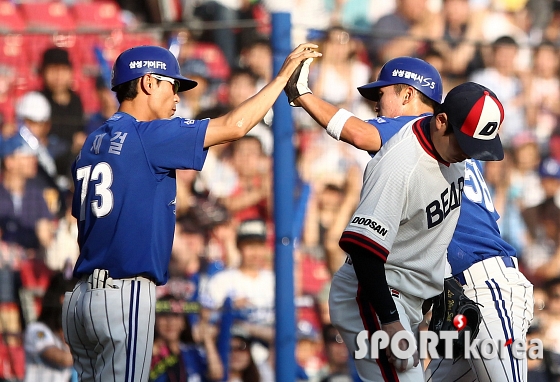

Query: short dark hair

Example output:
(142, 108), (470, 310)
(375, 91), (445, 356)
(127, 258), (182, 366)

(228, 67), (259, 86)
(114, 78), (140, 103)
(433, 103), (455, 135)
(492, 35), (518, 49)
(394, 83), (439, 111)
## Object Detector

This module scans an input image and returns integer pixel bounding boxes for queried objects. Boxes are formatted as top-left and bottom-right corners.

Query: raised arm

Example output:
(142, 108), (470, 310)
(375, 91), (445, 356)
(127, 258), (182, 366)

(296, 93), (382, 152)
(284, 58), (382, 152)
(203, 44), (322, 148)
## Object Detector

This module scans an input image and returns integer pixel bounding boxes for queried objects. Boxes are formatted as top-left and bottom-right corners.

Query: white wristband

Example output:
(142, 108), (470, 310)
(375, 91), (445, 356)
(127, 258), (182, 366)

(326, 108), (354, 140)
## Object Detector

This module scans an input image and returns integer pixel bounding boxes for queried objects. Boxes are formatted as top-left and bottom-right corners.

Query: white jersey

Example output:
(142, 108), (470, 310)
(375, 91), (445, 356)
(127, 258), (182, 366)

(24, 321), (72, 382)
(339, 116), (465, 299)
(199, 268), (275, 325)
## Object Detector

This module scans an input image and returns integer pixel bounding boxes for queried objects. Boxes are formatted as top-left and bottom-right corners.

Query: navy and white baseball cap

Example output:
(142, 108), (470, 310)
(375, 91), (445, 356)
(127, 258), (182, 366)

(442, 82), (505, 161)
(538, 157), (560, 179)
(237, 219), (267, 243)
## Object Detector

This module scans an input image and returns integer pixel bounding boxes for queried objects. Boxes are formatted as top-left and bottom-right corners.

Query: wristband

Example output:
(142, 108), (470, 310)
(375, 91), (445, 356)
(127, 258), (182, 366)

(326, 108), (354, 140)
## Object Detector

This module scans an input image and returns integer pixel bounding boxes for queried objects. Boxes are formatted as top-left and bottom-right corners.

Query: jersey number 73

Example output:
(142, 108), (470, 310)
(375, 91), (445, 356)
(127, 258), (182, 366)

(76, 162), (114, 221)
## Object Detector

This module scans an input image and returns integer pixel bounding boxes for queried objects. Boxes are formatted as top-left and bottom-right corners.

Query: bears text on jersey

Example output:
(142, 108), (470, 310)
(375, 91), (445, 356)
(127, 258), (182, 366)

(426, 177), (464, 229)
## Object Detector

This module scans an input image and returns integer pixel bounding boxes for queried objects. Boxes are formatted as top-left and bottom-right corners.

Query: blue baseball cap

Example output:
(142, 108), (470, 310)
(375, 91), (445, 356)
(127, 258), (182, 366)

(297, 320), (319, 341)
(539, 157), (560, 179)
(0, 132), (38, 159)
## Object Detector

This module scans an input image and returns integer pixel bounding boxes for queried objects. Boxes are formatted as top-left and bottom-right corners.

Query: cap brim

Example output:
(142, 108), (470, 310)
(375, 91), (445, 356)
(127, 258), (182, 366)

(177, 76), (198, 92)
(237, 235), (267, 242)
(455, 128), (504, 161)
(357, 80), (395, 101)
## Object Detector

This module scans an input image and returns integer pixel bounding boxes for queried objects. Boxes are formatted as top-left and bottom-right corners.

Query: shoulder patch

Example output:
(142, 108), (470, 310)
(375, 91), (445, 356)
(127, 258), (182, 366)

(349, 214), (389, 240)
(108, 114), (122, 122)
(182, 119), (196, 126)
(369, 117), (386, 124)
(36, 330), (45, 339)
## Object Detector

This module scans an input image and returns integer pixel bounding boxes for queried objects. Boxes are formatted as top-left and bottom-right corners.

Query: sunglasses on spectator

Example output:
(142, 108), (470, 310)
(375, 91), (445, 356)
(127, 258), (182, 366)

(151, 74), (180, 94)
(326, 333), (344, 344)
(231, 341), (249, 352)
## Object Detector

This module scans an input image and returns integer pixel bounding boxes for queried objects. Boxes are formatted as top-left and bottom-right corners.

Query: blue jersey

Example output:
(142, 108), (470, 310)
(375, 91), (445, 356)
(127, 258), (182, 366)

(71, 112), (209, 285)
(370, 115), (516, 275)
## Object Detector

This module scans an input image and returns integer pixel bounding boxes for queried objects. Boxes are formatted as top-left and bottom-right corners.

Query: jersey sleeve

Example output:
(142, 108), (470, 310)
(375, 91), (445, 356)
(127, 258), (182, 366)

(366, 116), (420, 147)
(24, 323), (57, 355)
(340, 146), (413, 262)
(139, 117), (209, 171)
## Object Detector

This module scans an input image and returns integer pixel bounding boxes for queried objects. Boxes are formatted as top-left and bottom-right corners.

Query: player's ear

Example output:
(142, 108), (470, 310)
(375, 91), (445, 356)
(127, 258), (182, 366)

(435, 112), (449, 133)
(140, 74), (153, 94)
(403, 87), (414, 103)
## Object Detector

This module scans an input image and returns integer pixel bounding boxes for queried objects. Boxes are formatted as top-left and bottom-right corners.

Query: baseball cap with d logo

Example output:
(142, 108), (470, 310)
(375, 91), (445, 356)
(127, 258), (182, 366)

(442, 82), (504, 161)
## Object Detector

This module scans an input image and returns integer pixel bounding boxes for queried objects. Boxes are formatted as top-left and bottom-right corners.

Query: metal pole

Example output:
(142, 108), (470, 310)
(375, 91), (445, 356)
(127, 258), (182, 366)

(269, 3), (296, 381)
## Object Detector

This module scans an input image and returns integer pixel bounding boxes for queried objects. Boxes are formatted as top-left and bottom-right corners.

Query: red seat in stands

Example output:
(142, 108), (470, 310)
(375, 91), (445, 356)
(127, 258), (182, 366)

(71, 1), (123, 32)
(20, 2), (76, 32)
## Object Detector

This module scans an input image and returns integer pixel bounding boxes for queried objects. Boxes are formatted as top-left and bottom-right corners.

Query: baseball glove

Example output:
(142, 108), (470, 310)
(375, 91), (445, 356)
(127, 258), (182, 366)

(284, 57), (313, 106)
(428, 277), (482, 358)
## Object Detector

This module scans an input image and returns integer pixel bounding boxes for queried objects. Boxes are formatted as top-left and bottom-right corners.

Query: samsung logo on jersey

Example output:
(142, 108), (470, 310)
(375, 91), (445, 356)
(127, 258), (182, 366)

(349, 215), (388, 240)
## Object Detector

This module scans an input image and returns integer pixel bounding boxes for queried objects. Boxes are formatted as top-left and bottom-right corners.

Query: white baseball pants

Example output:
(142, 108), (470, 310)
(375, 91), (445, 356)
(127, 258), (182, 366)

(426, 256), (534, 382)
(329, 261), (425, 382)
(62, 274), (156, 382)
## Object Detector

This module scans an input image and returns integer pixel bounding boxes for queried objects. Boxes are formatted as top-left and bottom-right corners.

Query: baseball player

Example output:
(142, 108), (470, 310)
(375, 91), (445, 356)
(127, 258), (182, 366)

(287, 57), (534, 381)
(61, 43), (321, 382)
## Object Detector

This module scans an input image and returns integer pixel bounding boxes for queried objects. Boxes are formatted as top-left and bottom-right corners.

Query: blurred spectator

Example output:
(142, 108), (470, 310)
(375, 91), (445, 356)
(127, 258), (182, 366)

(367, 0), (440, 64)
(39, 47), (85, 185)
(544, 0), (560, 44)
(525, 40), (560, 152)
(522, 157), (560, 282)
(509, 131), (545, 209)
(193, 107), (238, 201)
(239, 35), (273, 90)
(198, 68), (272, 156)
(290, 0), (333, 46)
(542, 277), (560, 378)
(478, 0), (535, 71)
(0, 65), (16, 129)
(175, 59), (217, 119)
(309, 26), (373, 118)
(175, 169), (206, 219)
(526, 318), (550, 381)
(229, 69), (272, 155)
(470, 35), (527, 147)
(0, 133), (54, 252)
(0, 236), (26, 349)
(149, 294), (223, 382)
(44, 191), (79, 274)
(200, 219), (275, 345)
(226, 325), (273, 382)
(161, 213), (222, 324)
(193, 0), (250, 68)
(483, 150), (527, 255)
(84, 75), (119, 135)
(302, 165), (361, 275)
(316, 324), (354, 382)
(15, 91), (65, 215)
(295, 320), (324, 382)
(220, 136), (272, 223)
(23, 271), (75, 382)
(431, 0), (485, 79)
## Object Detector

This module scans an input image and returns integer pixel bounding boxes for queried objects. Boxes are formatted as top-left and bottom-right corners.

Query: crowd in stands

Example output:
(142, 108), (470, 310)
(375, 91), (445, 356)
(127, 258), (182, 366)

(2, 0), (560, 381)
